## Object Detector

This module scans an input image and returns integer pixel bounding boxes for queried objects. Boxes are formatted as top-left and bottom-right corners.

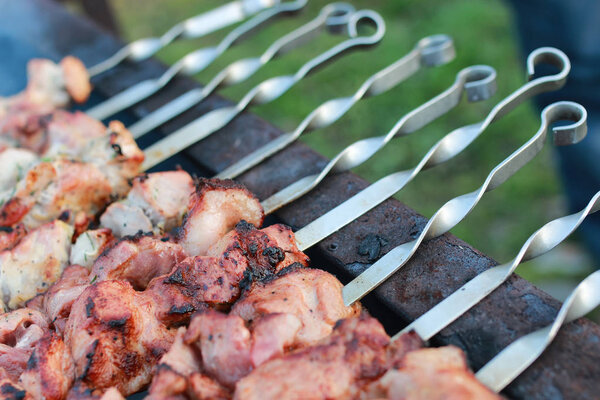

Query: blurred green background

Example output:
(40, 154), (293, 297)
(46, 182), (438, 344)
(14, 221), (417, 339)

(104, 0), (594, 300)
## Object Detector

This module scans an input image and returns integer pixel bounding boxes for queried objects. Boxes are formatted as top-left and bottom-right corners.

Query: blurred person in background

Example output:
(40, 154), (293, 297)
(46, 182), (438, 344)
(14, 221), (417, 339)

(507, 0), (600, 262)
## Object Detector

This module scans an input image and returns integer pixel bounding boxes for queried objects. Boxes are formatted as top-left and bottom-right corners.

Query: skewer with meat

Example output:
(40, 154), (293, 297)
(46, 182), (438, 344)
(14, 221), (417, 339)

(0, 57), (91, 124)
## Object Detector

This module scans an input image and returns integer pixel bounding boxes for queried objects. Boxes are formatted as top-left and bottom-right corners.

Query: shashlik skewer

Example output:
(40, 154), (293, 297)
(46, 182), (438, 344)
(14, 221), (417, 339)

(215, 34), (456, 180)
(86, 0), (283, 78)
(86, 0), (315, 121)
(128, 2), (361, 139)
(342, 100), (587, 305)
(293, 47), (570, 251)
(140, 9), (386, 170)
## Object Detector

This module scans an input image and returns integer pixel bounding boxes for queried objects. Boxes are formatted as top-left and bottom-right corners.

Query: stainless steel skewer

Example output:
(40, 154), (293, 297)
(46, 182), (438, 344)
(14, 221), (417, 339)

(293, 47), (570, 251)
(87, 0), (314, 120)
(215, 34), (456, 180)
(400, 189), (599, 343)
(140, 9), (386, 171)
(87, 0), (282, 77)
(128, 2), (355, 139)
(476, 269), (600, 392)
(259, 65), (497, 215)
(342, 101), (588, 306)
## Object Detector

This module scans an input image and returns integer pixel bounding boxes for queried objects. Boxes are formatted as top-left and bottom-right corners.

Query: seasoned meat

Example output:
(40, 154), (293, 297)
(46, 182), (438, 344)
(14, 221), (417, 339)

(0, 160), (112, 230)
(177, 179), (264, 256)
(234, 315), (391, 400)
(0, 224), (26, 252)
(0, 148), (37, 193)
(0, 373), (30, 400)
(65, 381), (124, 400)
(147, 221), (296, 324)
(0, 308), (49, 383)
(91, 234), (187, 290)
(42, 265), (90, 334)
(231, 267), (360, 346)
(64, 280), (175, 396)
(100, 171), (193, 237)
(359, 346), (500, 400)
(0, 57), (90, 120)
(70, 229), (116, 270)
(0, 220), (73, 310)
(18, 332), (75, 400)
(259, 224), (309, 268)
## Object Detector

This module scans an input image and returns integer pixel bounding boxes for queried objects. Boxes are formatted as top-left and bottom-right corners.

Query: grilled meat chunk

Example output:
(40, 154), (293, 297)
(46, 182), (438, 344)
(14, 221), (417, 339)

(100, 171), (193, 237)
(359, 346), (500, 400)
(0, 149), (37, 193)
(232, 267), (359, 346)
(42, 265), (90, 334)
(70, 230), (116, 270)
(0, 221), (73, 310)
(0, 308), (49, 383)
(64, 280), (175, 396)
(177, 179), (264, 256)
(18, 332), (75, 400)
(0, 224), (26, 252)
(234, 315), (392, 400)
(91, 234), (187, 290)
(0, 57), (90, 120)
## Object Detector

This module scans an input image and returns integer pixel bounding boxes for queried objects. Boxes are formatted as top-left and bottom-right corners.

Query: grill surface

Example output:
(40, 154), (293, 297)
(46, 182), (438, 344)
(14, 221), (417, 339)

(1, 1), (599, 398)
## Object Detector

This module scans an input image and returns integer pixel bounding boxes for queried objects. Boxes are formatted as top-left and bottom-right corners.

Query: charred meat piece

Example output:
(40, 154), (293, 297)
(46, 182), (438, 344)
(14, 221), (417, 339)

(90, 233), (187, 290)
(177, 179), (264, 256)
(100, 171), (193, 237)
(147, 221), (299, 324)
(18, 332), (75, 400)
(0, 220), (73, 310)
(64, 280), (175, 396)
(0, 308), (49, 383)
(234, 315), (393, 400)
(359, 346), (500, 400)
(231, 267), (359, 346)
(0, 224), (27, 252)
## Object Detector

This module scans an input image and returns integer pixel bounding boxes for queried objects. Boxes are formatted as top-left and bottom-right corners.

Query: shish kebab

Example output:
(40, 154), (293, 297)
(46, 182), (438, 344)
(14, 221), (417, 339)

(0, 60), (493, 311)
(0, 7), (386, 234)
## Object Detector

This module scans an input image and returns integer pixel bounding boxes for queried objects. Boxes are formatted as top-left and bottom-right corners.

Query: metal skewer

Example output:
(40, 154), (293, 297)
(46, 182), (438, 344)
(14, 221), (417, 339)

(476, 269), (600, 392)
(128, 2), (355, 139)
(400, 189), (599, 342)
(87, 0), (314, 120)
(215, 34), (456, 180)
(259, 65), (497, 215)
(293, 47), (570, 251)
(140, 9), (386, 171)
(87, 0), (282, 77)
(341, 101), (587, 306)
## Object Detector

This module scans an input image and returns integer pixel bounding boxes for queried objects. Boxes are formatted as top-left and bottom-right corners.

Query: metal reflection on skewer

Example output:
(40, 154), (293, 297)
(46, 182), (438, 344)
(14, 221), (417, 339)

(259, 65), (497, 214)
(128, 2), (357, 139)
(87, 0), (318, 120)
(140, 9), (386, 171)
(400, 189), (599, 342)
(293, 47), (570, 251)
(342, 101), (588, 306)
(87, 0), (284, 77)
(476, 269), (600, 392)
(215, 34), (456, 180)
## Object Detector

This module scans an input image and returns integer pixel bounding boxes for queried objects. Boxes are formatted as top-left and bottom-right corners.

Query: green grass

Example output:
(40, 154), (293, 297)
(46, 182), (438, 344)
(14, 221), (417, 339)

(109, 0), (590, 277)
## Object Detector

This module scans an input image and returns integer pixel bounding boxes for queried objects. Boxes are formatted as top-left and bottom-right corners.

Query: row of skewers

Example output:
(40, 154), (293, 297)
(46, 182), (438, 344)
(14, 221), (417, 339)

(0, 2), (599, 399)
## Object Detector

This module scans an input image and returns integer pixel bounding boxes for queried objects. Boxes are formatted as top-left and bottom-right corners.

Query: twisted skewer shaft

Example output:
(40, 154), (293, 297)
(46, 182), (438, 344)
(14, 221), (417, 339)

(141, 10), (386, 171)
(260, 65), (497, 214)
(343, 101), (588, 306)
(128, 2), (354, 139)
(400, 189), (599, 342)
(87, 0), (314, 120)
(294, 47), (570, 251)
(476, 269), (600, 392)
(87, 0), (282, 77)
(215, 34), (456, 179)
